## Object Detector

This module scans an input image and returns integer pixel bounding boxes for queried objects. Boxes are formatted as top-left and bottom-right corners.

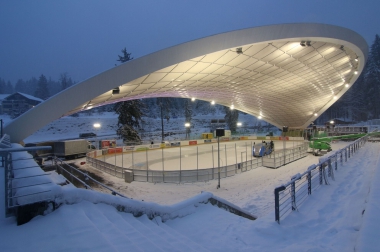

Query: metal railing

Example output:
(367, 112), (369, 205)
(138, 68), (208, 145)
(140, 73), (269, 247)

(87, 154), (263, 183)
(262, 142), (308, 168)
(1, 145), (53, 217)
(86, 141), (306, 183)
(53, 157), (128, 198)
(274, 136), (367, 224)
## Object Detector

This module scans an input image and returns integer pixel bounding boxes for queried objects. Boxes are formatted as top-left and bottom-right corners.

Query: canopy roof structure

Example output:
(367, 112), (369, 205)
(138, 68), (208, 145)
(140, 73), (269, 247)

(4, 23), (368, 142)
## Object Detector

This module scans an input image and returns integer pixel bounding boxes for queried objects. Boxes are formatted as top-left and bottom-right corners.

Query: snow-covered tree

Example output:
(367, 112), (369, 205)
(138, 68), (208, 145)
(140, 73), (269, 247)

(114, 100), (145, 143)
(60, 72), (73, 91)
(224, 106), (239, 133)
(114, 48), (145, 142)
(117, 48), (133, 63)
(34, 74), (49, 100)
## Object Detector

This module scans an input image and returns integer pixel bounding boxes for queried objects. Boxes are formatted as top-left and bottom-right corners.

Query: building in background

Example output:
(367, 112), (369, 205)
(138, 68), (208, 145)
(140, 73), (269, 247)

(1, 92), (43, 118)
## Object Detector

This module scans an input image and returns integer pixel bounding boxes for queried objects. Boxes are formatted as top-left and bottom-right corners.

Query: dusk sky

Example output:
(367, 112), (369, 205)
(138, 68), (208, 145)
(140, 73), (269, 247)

(1, 1), (379, 85)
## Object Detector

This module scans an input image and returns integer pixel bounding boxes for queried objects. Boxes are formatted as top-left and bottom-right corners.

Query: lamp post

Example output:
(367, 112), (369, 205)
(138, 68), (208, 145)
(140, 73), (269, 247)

(185, 122), (190, 139)
(237, 122), (242, 136)
(93, 123), (101, 149)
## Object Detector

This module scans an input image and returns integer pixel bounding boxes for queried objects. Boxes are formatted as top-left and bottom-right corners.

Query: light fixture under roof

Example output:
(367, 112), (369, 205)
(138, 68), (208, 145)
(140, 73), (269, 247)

(300, 41), (311, 47)
(355, 57), (359, 62)
(345, 83), (349, 88)
(230, 105), (234, 110)
(191, 97), (195, 101)
(236, 47), (243, 54)
(354, 70), (358, 75)
(211, 100), (215, 105)
(314, 113), (318, 116)
(112, 87), (120, 95)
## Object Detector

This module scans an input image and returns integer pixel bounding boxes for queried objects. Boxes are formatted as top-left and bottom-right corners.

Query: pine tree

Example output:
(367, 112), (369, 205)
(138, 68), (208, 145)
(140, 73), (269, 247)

(5, 81), (13, 94)
(363, 35), (380, 119)
(117, 48), (133, 63)
(0, 78), (6, 94)
(34, 74), (49, 100)
(60, 72), (73, 91)
(224, 106), (239, 133)
(156, 97), (172, 142)
(115, 100), (145, 143)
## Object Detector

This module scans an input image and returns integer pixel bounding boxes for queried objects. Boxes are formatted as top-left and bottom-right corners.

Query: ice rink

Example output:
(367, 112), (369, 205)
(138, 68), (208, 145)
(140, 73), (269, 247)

(102, 140), (306, 171)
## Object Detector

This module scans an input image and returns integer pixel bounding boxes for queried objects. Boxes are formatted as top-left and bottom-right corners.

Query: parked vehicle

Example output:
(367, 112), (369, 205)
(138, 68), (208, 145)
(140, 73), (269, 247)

(54, 139), (95, 159)
(26, 139), (95, 162)
(79, 132), (97, 138)
(252, 142), (273, 157)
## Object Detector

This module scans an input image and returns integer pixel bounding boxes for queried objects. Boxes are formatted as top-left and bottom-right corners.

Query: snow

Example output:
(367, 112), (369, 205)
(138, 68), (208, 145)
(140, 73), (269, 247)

(1, 114), (380, 251)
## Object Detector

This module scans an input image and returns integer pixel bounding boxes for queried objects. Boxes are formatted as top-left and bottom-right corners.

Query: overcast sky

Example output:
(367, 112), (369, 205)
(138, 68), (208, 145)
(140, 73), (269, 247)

(1, 0), (379, 85)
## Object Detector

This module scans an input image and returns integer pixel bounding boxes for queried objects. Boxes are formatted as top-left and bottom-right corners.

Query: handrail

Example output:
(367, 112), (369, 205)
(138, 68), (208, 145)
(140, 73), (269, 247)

(274, 136), (367, 224)
(53, 157), (128, 198)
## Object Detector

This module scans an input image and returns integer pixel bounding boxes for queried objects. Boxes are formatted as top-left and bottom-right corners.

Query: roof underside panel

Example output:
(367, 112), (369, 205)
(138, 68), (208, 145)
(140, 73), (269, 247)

(76, 40), (363, 129)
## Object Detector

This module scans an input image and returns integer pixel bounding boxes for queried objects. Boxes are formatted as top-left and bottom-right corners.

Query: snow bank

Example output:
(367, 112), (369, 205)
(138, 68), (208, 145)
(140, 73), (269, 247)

(56, 187), (213, 221)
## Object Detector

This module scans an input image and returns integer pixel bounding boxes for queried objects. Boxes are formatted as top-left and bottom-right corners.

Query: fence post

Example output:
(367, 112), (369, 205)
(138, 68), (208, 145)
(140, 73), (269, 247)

(180, 146), (182, 183)
(212, 145), (214, 180)
(235, 143), (237, 174)
(345, 149), (348, 162)
(335, 154), (338, 170)
(291, 181), (296, 210)
(348, 146), (351, 159)
(162, 148), (164, 183)
(132, 149), (134, 169)
(274, 185), (286, 224)
(327, 160), (331, 177)
(146, 148), (148, 182)
(319, 165), (323, 185)
(197, 146), (199, 182)
(308, 171), (312, 195)
(225, 144), (227, 177)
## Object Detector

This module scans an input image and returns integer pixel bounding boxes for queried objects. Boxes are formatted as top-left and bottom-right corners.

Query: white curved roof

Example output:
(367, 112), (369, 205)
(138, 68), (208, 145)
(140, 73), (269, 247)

(5, 23), (368, 142)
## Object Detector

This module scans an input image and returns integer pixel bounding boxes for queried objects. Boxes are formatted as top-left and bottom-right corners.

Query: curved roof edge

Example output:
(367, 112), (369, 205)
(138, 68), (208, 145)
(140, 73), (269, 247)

(4, 23), (368, 142)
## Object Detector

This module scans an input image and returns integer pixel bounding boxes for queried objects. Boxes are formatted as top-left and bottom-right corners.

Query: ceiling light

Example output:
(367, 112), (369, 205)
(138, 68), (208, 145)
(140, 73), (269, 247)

(191, 97), (195, 101)
(211, 100), (215, 105)
(345, 84), (349, 88)
(112, 87), (120, 95)
(333, 96), (337, 99)
(236, 47), (243, 54)
(314, 113), (318, 116)
(230, 105), (234, 110)
(354, 70), (358, 75)
(355, 57), (359, 62)
(258, 116), (262, 119)
(300, 41), (311, 47)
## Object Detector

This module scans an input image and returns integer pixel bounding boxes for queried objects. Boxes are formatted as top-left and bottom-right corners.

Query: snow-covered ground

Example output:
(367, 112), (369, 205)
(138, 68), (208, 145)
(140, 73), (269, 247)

(1, 113), (379, 251)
